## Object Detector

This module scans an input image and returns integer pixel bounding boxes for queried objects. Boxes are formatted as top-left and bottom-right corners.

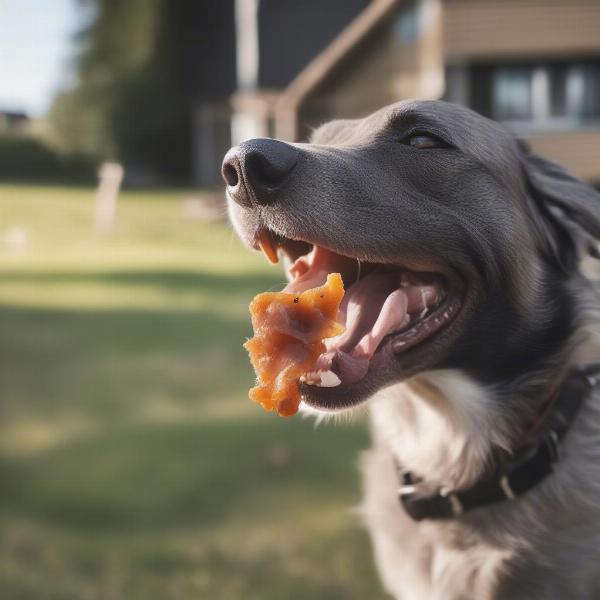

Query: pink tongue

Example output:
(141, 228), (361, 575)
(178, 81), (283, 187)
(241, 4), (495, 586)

(324, 279), (438, 383)
(284, 246), (440, 385)
(334, 271), (406, 353)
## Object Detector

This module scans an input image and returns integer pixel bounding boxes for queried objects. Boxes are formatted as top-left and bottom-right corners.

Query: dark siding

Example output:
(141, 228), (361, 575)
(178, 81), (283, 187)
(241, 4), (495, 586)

(257, 0), (370, 88)
(469, 65), (493, 118)
(176, 0), (237, 101)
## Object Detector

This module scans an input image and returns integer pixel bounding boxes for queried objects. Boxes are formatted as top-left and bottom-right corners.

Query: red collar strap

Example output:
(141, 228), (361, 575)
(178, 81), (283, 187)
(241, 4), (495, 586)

(396, 364), (600, 521)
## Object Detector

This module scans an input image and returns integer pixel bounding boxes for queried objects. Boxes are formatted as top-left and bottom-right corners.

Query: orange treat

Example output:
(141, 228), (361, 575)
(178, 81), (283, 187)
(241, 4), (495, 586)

(244, 273), (345, 416)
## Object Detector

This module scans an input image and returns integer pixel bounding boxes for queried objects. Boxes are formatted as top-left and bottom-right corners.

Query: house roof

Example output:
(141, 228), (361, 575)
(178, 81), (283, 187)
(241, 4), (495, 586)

(274, 0), (404, 115)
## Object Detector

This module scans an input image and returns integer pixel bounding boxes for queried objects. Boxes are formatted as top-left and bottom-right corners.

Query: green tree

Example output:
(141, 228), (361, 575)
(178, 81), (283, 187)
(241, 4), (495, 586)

(50, 0), (192, 182)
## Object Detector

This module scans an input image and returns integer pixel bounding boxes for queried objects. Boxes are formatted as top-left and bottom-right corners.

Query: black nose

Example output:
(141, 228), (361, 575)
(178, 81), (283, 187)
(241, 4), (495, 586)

(222, 138), (298, 208)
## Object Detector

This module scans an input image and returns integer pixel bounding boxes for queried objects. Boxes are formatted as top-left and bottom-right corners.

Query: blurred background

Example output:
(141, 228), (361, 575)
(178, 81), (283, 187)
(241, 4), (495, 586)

(0, 1), (599, 598)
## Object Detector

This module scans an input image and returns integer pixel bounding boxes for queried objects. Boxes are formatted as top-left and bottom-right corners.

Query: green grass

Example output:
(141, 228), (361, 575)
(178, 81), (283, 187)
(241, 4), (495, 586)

(0, 184), (385, 599)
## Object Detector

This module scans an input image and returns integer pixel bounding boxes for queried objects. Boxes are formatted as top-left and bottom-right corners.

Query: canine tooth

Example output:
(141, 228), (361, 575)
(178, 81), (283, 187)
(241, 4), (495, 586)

(257, 230), (279, 264)
(419, 307), (428, 319)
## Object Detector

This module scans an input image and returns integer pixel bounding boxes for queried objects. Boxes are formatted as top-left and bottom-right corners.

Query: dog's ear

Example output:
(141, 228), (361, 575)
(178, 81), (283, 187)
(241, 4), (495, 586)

(518, 142), (600, 272)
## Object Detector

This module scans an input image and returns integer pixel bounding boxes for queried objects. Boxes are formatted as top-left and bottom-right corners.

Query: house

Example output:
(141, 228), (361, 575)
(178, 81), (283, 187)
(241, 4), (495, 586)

(194, 0), (369, 186)
(231, 0), (600, 184)
(0, 110), (30, 133)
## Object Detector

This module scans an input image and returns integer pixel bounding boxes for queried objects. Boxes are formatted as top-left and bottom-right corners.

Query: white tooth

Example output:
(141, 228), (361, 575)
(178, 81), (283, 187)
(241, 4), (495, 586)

(317, 370), (342, 387)
(443, 311), (449, 319)
(395, 341), (406, 347)
(303, 371), (321, 385)
(419, 307), (428, 319)
(299, 375), (306, 383)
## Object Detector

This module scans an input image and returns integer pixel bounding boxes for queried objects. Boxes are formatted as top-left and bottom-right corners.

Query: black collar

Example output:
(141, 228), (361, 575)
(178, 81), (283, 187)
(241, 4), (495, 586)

(396, 364), (600, 522)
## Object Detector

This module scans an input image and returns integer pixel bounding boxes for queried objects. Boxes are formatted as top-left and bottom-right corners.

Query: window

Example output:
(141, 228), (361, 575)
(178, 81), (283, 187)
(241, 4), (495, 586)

(491, 62), (600, 129)
(566, 64), (600, 119)
(393, 0), (421, 43)
(493, 67), (533, 121)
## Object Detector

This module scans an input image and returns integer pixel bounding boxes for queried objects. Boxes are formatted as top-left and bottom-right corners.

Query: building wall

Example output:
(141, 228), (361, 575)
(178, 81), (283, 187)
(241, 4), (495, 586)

(258, 0), (370, 88)
(444, 0), (600, 181)
(291, 0), (600, 180)
(313, 23), (422, 120)
(192, 102), (232, 187)
(527, 131), (600, 184)
(299, 0), (443, 136)
(444, 0), (600, 60)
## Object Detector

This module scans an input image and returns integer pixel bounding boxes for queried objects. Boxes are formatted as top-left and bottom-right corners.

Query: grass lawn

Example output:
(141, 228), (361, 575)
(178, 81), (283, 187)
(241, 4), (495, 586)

(0, 184), (385, 599)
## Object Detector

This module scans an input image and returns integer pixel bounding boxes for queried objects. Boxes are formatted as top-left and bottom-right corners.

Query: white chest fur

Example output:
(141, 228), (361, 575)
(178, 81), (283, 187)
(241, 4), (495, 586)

(359, 372), (513, 599)
(358, 371), (600, 599)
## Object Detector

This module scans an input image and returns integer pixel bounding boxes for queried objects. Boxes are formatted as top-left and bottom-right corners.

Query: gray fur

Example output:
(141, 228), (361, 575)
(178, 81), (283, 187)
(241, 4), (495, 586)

(224, 100), (600, 598)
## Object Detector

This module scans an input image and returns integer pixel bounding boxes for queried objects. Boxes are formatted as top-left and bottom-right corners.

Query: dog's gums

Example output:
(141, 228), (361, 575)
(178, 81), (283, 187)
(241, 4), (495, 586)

(254, 228), (463, 411)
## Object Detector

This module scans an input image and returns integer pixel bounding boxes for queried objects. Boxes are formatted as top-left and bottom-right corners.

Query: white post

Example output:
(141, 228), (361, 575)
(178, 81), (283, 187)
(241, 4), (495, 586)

(235, 0), (259, 92)
(232, 0), (261, 145)
(94, 161), (124, 233)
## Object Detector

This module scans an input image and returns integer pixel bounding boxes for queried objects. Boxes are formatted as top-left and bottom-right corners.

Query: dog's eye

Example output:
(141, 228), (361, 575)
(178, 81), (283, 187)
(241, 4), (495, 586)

(406, 134), (445, 149)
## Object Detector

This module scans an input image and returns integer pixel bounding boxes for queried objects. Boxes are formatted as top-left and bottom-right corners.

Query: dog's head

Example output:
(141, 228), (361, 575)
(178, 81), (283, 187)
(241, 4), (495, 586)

(224, 100), (600, 412)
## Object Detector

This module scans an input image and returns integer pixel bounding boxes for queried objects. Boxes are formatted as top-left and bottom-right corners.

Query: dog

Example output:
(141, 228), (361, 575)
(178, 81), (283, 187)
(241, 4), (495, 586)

(223, 100), (600, 599)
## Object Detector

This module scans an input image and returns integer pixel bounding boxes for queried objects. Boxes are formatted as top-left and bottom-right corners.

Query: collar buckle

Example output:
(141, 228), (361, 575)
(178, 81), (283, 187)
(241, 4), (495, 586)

(393, 363), (599, 521)
(397, 472), (418, 498)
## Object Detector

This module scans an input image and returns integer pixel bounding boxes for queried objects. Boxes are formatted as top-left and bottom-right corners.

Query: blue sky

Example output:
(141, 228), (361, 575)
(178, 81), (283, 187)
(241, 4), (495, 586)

(0, 0), (85, 116)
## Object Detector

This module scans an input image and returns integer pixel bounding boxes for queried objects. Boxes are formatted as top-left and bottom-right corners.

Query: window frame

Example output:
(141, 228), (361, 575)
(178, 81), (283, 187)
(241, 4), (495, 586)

(455, 58), (600, 133)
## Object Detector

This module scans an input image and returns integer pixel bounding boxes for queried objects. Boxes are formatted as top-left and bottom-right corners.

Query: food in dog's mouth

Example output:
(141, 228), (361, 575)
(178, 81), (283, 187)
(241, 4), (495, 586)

(247, 228), (462, 412)
(245, 273), (345, 416)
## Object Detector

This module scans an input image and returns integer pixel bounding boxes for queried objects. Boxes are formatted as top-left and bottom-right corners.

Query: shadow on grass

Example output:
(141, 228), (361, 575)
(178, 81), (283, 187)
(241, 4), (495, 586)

(0, 296), (372, 531)
(0, 266), (280, 416)
(0, 306), (255, 417)
(0, 417), (369, 532)
(0, 269), (286, 296)
(0, 266), (387, 599)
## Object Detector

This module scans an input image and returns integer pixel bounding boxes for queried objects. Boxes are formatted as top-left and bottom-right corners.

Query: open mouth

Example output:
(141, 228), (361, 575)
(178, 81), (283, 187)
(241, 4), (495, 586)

(255, 228), (464, 410)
